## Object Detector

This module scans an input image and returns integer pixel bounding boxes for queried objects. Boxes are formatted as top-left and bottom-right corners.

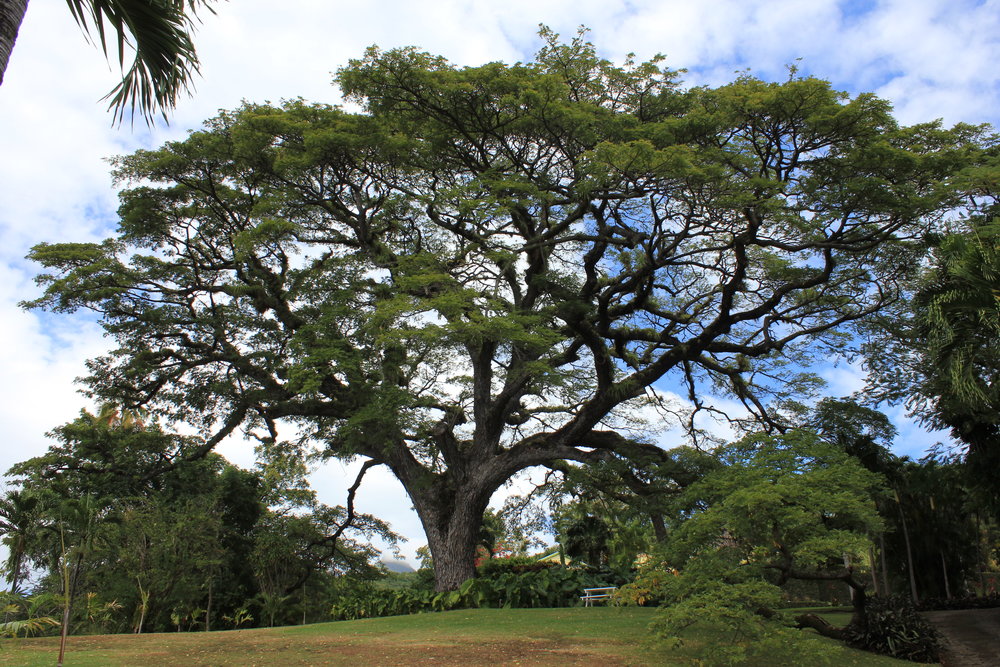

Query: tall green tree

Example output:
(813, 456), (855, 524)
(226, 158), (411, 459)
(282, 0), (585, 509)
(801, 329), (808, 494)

(24, 30), (988, 590)
(0, 489), (41, 594)
(0, 0), (219, 123)
(864, 204), (1000, 503)
(808, 398), (989, 601)
(913, 219), (1000, 485)
(891, 458), (980, 601)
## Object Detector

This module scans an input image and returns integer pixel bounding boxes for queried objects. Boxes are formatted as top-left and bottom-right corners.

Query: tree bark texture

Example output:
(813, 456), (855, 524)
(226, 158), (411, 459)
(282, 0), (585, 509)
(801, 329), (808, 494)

(0, 0), (28, 86)
(392, 458), (494, 591)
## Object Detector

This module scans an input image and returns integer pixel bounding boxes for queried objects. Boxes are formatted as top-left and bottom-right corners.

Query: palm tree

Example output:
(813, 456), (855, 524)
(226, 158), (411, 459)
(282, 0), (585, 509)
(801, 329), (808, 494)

(0, 1), (29, 85)
(0, 489), (40, 595)
(915, 219), (1000, 488)
(93, 401), (148, 430)
(0, 0), (219, 124)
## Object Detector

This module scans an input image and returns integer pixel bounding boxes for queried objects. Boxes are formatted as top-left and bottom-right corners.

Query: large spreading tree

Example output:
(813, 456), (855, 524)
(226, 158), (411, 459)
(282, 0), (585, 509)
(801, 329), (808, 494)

(25, 31), (987, 590)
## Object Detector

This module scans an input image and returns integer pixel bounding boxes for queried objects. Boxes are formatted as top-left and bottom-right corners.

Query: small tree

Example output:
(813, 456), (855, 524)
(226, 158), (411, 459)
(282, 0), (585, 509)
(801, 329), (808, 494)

(4, 405), (392, 633)
(622, 431), (886, 650)
(0, 489), (42, 594)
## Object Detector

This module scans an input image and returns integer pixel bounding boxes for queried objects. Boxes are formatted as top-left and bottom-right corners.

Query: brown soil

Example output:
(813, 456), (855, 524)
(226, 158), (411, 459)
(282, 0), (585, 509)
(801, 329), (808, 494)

(0, 633), (647, 666)
(282, 639), (637, 666)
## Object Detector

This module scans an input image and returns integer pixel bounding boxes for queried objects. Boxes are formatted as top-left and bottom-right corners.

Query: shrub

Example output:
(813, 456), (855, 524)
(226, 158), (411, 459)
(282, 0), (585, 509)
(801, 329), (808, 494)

(479, 565), (607, 607)
(477, 556), (558, 577)
(846, 595), (941, 663)
(648, 578), (836, 666)
(329, 565), (611, 620)
(0, 592), (60, 638)
(615, 567), (678, 606)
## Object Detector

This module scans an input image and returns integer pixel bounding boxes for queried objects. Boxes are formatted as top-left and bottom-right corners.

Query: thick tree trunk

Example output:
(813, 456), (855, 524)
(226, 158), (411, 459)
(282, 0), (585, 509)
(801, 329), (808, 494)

(378, 412), (624, 591)
(785, 566), (868, 639)
(427, 526), (478, 591)
(0, 0), (29, 86)
(420, 490), (490, 591)
(795, 582), (866, 641)
(391, 458), (495, 591)
(848, 577), (867, 628)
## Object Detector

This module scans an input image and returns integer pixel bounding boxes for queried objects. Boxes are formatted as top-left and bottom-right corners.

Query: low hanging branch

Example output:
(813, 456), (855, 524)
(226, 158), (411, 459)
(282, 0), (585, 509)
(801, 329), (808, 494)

(324, 459), (381, 549)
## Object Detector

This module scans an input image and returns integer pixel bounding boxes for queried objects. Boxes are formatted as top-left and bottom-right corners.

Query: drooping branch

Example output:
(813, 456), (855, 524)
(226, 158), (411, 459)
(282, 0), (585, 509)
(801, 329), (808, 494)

(318, 459), (380, 549)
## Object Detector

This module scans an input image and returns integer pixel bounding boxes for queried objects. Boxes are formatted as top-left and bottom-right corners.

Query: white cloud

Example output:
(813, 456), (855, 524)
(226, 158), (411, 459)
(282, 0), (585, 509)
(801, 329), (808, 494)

(821, 358), (868, 398)
(309, 459), (425, 561)
(1, 0), (996, 560)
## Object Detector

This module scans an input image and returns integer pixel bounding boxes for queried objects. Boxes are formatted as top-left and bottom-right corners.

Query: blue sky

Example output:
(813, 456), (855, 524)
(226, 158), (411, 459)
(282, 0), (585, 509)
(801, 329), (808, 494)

(1, 0), (998, 561)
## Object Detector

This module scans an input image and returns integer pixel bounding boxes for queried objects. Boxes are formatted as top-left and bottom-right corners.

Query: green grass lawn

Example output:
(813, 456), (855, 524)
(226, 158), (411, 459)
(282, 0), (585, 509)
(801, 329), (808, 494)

(0, 607), (934, 666)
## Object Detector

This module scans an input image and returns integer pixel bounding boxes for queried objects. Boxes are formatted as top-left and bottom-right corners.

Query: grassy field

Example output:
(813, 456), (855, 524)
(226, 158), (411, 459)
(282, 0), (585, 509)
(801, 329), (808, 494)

(0, 607), (933, 666)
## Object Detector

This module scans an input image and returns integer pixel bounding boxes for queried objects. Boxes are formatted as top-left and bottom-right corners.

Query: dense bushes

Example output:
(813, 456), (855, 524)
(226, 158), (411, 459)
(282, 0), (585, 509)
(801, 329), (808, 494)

(330, 564), (612, 621)
(476, 556), (558, 577)
(846, 596), (941, 663)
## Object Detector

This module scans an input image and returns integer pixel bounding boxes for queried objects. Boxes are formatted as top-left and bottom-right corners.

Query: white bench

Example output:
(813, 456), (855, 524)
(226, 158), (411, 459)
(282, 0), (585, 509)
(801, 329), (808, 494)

(580, 586), (617, 607)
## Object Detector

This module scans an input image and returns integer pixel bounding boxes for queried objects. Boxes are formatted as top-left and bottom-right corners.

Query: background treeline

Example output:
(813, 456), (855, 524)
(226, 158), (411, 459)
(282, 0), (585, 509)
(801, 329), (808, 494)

(2, 397), (997, 642)
(0, 406), (395, 634)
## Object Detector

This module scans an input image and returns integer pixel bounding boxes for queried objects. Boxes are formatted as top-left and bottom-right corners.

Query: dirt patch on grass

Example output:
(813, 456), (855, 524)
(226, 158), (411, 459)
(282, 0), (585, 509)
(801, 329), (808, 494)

(187, 636), (639, 666)
(295, 639), (637, 667)
(0, 632), (646, 666)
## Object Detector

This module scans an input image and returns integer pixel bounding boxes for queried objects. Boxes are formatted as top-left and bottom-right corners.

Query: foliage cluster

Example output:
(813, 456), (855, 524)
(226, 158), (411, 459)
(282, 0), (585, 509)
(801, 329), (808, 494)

(0, 591), (60, 638)
(476, 555), (558, 576)
(0, 407), (394, 635)
(330, 564), (609, 621)
(612, 431), (885, 662)
(845, 595), (941, 663)
(866, 211), (1000, 503)
(650, 579), (836, 666)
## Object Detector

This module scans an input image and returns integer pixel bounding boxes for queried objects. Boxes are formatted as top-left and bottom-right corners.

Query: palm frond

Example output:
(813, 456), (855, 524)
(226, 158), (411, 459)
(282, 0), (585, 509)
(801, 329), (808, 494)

(64, 1), (221, 125)
(0, 615), (59, 638)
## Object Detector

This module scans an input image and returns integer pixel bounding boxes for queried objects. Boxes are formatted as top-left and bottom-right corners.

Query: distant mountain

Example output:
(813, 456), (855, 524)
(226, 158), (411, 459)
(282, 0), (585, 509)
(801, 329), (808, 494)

(381, 559), (416, 573)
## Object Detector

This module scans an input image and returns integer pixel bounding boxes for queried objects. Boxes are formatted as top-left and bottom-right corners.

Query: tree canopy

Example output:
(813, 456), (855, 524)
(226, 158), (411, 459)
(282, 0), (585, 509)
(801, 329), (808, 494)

(24, 30), (990, 589)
